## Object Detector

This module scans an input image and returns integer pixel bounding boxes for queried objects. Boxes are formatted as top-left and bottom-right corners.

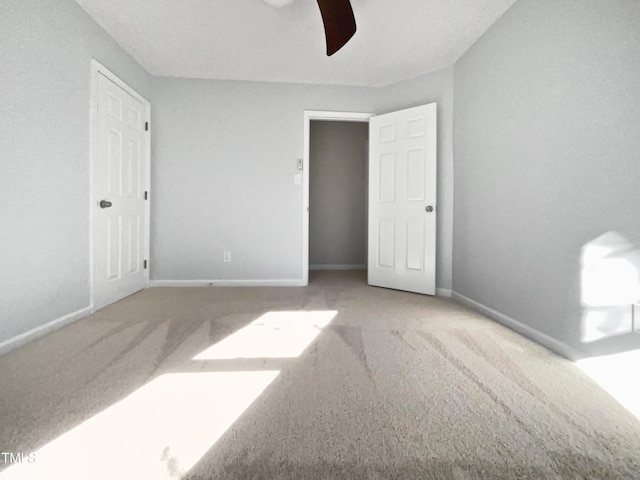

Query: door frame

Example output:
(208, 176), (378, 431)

(302, 110), (374, 286)
(89, 59), (151, 312)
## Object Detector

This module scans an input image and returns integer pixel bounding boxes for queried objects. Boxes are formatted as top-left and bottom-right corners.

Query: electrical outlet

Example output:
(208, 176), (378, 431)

(223, 251), (231, 263)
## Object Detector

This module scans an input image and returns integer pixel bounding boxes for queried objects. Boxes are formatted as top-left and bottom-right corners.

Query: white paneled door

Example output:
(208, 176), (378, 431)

(368, 104), (437, 295)
(94, 71), (149, 310)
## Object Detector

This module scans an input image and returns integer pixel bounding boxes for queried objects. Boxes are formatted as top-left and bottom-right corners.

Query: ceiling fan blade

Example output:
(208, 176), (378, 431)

(315, 0), (357, 56)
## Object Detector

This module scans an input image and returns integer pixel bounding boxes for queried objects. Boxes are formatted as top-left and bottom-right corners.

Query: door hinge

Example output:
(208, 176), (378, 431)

(145, 121), (149, 131)
(144, 191), (148, 200)
(144, 260), (148, 269)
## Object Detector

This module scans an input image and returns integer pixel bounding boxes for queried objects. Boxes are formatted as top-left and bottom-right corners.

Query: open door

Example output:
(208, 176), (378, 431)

(368, 103), (437, 295)
(93, 65), (150, 310)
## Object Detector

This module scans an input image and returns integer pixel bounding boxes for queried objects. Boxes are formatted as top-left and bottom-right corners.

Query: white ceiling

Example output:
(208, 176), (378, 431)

(75, 0), (517, 87)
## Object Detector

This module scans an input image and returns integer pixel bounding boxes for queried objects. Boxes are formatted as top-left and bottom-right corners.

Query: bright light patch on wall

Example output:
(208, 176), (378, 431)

(582, 308), (636, 343)
(194, 310), (337, 360)
(582, 258), (638, 307)
(0, 371), (279, 480)
(576, 349), (640, 421)
(580, 232), (640, 342)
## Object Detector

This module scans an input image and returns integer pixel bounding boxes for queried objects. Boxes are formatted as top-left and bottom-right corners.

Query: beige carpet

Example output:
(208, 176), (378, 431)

(1, 270), (639, 479)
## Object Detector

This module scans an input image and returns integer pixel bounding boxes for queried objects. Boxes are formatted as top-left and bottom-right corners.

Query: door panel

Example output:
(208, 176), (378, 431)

(368, 104), (437, 295)
(378, 219), (395, 268)
(378, 153), (396, 202)
(406, 148), (425, 201)
(94, 73), (147, 310)
(406, 220), (425, 271)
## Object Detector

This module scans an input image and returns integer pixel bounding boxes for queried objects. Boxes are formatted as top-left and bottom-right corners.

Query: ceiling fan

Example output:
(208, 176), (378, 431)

(263, 0), (357, 56)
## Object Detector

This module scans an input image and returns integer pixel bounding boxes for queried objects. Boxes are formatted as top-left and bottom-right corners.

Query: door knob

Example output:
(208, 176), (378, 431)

(99, 200), (112, 209)
(425, 205), (434, 213)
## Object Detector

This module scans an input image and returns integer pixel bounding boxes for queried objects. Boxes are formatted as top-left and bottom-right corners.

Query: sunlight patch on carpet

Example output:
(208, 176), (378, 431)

(193, 310), (337, 360)
(576, 349), (640, 421)
(0, 371), (278, 479)
(0, 310), (337, 479)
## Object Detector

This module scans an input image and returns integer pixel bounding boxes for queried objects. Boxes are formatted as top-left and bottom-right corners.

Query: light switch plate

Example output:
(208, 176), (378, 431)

(294, 173), (302, 186)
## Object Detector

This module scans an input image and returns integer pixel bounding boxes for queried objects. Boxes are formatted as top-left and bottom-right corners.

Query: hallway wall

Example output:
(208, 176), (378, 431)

(309, 121), (368, 269)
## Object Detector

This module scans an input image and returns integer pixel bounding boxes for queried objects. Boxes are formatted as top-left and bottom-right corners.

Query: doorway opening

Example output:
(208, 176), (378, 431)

(303, 105), (437, 294)
(302, 111), (373, 286)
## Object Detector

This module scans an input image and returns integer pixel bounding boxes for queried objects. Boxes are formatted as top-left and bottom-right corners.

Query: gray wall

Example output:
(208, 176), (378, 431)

(309, 121), (368, 268)
(453, 0), (640, 356)
(150, 78), (379, 281)
(0, 0), (151, 344)
(150, 69), (454, 288)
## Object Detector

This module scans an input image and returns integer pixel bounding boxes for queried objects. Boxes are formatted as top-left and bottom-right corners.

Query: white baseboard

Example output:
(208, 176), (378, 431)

(436, 288), (452, 298)
(451, 291), (584, 361)
(309, 264), (366, 270)
(150, 279), (306, 287)
(0, 306), (93, 357)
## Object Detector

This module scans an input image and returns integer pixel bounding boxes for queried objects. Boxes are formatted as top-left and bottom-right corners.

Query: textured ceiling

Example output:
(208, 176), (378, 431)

(75, 0), (517, 87)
